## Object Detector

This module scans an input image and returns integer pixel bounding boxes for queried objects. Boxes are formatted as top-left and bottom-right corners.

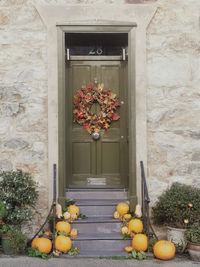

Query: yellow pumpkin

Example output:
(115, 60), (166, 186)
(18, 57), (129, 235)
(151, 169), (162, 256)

(124, 214), (132, 220)
(56, 221), (71, 234)
(132, 234), (148, 252)
(153, 240), (175, 260)
(113, 211), (120, 219)
(55, 235), (72, 253)
(63, 211), (71, 220)
(31, 237), (52, 254)
(121, 226), (129, 235)
(128, 219), (143, 233)
(70, 228), (78, 238)
(68, 205), (79, 216)
(125, 246), (133, 253)
(116, 203), (129, 216)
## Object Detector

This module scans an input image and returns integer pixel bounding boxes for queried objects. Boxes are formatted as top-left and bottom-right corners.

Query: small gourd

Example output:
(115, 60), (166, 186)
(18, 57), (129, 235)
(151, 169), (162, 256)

(63, 211), (71, 220)
(121, 226), (129, 235)
(113, 211), (120, 219)
(135, 204), (142, 218)
(56, 203), (62, 219)
(70, 228), (78, 238)
(125, 246), (133, 253)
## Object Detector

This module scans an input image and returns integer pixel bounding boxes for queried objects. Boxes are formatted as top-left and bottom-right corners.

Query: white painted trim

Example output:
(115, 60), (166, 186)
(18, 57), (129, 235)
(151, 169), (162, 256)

(36, 4), (157, 206)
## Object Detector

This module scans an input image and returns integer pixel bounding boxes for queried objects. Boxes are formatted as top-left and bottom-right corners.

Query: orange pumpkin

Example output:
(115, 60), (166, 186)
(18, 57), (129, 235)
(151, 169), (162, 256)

(132, 234), (148, 252)
(128, 219), (143, 233)
(55, 235), (72, 253)
(125, 246), (133, 253)
(153, 240), (175, 260)
(56, 221), (71, 234)
(31, 237), (52, 254)
(68, 205), (79, 216)
(116, 203), (129, 216)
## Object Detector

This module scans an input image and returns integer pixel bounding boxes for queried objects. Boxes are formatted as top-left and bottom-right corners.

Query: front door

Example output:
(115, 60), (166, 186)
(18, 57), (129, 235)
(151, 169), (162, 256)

(66, 59), (128, 188)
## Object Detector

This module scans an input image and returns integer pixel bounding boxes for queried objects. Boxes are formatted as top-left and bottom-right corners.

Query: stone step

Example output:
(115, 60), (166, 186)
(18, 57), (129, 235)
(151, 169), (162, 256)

(72, 233), (131, 251)
(71, 216), (122, 234)
(61, 250), (129, 258)
(77, 199), (129, 217)
(66, 189), (128, 200)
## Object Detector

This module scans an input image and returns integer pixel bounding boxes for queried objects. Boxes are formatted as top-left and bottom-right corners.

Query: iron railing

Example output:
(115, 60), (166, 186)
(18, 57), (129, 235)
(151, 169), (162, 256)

(140, 161), (158, 243)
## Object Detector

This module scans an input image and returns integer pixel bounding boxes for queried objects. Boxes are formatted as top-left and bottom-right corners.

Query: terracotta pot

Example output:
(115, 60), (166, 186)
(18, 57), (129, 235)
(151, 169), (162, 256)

(188, 242), (200, 261)
(167, 226), (186, 252)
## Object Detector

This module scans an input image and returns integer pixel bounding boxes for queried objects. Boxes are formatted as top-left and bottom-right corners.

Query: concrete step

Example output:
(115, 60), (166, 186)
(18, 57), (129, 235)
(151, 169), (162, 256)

(71, 216), (122, 234)
(72, 233), (132, 251)
(66, 189), (128, 200)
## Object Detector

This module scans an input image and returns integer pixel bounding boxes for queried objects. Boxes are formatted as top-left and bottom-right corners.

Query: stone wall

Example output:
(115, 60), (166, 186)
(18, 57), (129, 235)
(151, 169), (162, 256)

(0, 0), (200, 233)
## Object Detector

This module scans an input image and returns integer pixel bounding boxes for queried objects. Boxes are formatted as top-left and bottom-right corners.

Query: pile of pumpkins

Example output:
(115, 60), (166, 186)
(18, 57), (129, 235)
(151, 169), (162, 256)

(31, 204), (79, 255)
(114, 202), (176, 261)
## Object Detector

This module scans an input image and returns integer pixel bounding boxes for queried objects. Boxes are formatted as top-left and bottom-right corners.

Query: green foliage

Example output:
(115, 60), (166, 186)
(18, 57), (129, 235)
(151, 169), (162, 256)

(62, 199), (75, 212)
(29, 246), (52, 259)
(1, 227), (27, 254)
(0, 201), (7, 223)
(185, 223), (200, 244)
(99, 250), (146, 260)
(68, 245), (80, 256)
(152, 183), (200, 228)
(78, 214), (87, 220)
(0, 170), (38, 225)
(131, 250), (147, 260)
(55, 230), (69, 237)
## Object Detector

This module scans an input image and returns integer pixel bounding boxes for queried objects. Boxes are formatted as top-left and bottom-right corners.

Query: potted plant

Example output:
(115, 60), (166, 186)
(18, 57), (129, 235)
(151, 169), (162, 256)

(152, 183), (200, 250)
(185, 223), (200, 261)
(0, 223), (27, 255)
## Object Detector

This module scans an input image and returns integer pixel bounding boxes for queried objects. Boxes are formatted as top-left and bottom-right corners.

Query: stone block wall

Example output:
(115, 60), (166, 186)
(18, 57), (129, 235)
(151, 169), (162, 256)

(0, 0), (200, 233)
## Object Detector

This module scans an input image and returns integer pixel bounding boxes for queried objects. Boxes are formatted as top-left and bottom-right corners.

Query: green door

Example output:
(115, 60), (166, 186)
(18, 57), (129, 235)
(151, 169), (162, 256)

(66, 59), (128, 188)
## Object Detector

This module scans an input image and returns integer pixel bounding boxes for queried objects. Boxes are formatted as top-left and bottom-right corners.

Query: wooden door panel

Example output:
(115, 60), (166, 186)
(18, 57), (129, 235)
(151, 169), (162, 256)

(66, 59), (128, 188)
(72, 142), (91, 174)
(101, 142), (120, 174)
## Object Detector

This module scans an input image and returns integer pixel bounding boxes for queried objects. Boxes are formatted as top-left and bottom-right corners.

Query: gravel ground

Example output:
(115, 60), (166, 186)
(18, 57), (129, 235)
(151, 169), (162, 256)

(0, 255), (199, 267)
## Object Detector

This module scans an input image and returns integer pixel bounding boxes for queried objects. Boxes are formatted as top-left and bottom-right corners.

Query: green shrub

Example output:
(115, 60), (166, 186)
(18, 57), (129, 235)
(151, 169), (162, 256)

(0, 170), (38, 225)
(152, 183), (200, 228)
(185, 223), (200, 244)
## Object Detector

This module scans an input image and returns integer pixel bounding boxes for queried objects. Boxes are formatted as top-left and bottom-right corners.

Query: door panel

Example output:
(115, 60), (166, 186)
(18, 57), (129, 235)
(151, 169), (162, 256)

(66, 59), (128, 188)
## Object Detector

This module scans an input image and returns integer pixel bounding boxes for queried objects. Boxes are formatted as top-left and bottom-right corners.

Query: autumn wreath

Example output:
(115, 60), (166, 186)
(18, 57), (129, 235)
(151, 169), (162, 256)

(73, 83), (120, 134)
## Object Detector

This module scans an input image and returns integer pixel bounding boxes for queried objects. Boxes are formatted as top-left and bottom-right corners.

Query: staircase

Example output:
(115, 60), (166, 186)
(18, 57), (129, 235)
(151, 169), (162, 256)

(66, 189), (132, 257)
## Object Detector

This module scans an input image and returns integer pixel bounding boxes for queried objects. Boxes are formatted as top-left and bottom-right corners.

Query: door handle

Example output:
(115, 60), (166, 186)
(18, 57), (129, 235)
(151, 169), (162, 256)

(92, 132), (100, 140)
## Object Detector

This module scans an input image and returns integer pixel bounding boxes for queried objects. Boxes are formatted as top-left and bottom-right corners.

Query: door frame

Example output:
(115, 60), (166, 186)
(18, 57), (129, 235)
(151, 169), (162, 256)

(57, 23), (137, 208)
(36, 3), (157, 210)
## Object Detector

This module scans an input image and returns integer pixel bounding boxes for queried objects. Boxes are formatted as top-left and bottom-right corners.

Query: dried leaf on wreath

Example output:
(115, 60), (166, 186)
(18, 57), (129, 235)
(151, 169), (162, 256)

(109, 92), (117, 99)
(112, 113), (120, 121)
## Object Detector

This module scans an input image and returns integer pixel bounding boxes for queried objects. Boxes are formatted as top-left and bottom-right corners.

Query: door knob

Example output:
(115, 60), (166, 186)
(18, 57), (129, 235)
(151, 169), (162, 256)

(92, 132), (100, 140)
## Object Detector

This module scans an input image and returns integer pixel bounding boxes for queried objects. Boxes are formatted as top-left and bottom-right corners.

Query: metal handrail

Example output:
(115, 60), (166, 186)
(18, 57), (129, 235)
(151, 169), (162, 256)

(140, 161), (158, 244)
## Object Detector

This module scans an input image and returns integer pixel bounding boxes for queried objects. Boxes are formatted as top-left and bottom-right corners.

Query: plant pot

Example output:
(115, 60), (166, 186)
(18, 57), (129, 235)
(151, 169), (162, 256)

(1, 234), (16, 255)
(167, 226), (186, 252)
(188, 242), (200, 261)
